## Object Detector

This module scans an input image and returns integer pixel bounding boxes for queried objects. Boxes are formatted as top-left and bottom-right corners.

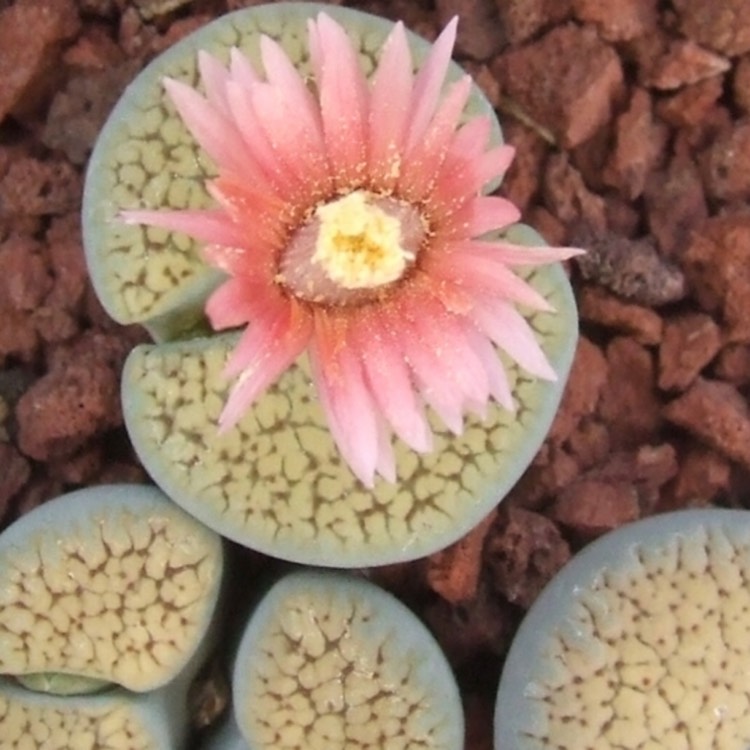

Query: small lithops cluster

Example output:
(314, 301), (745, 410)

(494, 510), (750, 750)
(0, 485), (224, 749)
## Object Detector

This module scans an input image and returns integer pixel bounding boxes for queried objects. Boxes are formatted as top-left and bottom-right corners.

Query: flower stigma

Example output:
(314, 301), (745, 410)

(313, 190), (414, 290)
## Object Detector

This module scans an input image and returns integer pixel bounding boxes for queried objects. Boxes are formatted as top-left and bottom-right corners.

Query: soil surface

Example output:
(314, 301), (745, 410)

(1, 0), (750, 748)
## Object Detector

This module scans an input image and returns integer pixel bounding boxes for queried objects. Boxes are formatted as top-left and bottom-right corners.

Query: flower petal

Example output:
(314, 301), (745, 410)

(310, 313), (384, 487)
(312, 13), (369, 185)
(441, 195), (521, 239)
(469, 297), (558, 380)
(447, 239), (585, 266)
(218, 301), (312, 430)
(405, 16), (458, 152)
(205, 277), (263, 330)
(198, 50), (231, 117)
(119, 208), (246, 247)
(368, 21), (412, 188)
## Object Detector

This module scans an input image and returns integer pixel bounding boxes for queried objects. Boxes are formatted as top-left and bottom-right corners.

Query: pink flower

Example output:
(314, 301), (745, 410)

(122, 14), (581, 488)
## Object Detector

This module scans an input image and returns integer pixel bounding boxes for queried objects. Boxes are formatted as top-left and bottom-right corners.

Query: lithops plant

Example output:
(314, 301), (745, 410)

(224, 569), (463, 750)
(83, 2), (579, 567)
(494, 509), (750, 750)
(0, 485), (223, 695)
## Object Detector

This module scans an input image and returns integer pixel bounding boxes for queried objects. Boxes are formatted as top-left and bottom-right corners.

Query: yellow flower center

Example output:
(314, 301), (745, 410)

(313, 191), (414, 289)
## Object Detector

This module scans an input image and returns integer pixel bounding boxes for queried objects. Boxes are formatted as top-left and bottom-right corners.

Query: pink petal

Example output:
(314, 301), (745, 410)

(368, 21), (413, 188)
(399, 75), (472, 202)
(469, 297), (558, 380)
(313, 13), (369, 185)
(463, 325), (515, 411)
(473, 144), (515, 191)
(119, 208), (246, 247)
(205, 277), (264, 330)
(431, 253), (554, 311)
(229, 47), (261, 89)
(198, 50), (231, 116)
(218, 301), (312, 430)
(441, 195), (521, 239)
(405, 16), (458, 152)
(310, 313), (385, 487)
(163, 78), (260, 180)
(446, 239), (585, 266)
(350, 310), (433, 454)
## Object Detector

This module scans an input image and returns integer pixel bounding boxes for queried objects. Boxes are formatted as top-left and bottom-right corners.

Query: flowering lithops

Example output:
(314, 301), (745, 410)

(494, 509), (750, 750)
(227, 570), (463, 750)
(83, 3), (579, 566)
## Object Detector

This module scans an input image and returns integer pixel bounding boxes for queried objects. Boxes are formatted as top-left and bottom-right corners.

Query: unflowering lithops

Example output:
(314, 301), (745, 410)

(228, 570), (463, 750)
(84, 2), (579, 566)
(0, 485), (224, 694)
(494, 509), (750, 749)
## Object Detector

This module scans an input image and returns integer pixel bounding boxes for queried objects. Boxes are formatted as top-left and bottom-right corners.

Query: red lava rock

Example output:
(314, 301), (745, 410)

(45, 214), (89, 314)
(567, 418), (611, 470)
(715, 343), (750, 385)
(0, 443), (31, 518)
(0, 310), (38, 365)
(578, 285), (663, 345)
(484, 507), (570, 609)
(0, 156), (81, 217)
(701, 118), (750, 202)
(603, 87), (668, 200)
(0, 235), (52, 312)
(436, 0), (504, 60)
(63, 24), (125, 70)
(647, 40), (730, 90)
(683, 214), (750, 342)
(499, 121), (548, 213)
(508, 443), (580, 510)
(492, 0), (572, 45)
(15, 332), (129, 461)
(604, 196), (641, 238)
(574, 229), (686, 306)
(493, 24), (624, 149)
(548, 336), (608, 445)
(674, 0), (750, 57)
(658, 313), (722, 391)
(664, 378), (750, 469)
(553, 478), (640, 536)
(0, 0), (80, 121)
(735, 56), (750, 114)
(525, 206), (567, 246)
(599, 336), (663, 449)
(542, 154), (607, 232)
(425, 512), (496, 604)
(644, 154), (709, 258)
(572, 0), (658, 42)
(663, 445), (731, 509)
(657, 76), (724, 129)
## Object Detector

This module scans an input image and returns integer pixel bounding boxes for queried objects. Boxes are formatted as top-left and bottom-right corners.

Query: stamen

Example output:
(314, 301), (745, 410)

(313, 191), (413, 289)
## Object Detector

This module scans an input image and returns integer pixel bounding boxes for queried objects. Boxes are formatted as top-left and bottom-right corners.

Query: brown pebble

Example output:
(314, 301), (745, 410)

(553, 478), (640, 537)
(701, 118), (750, 202)
(508, 443), (580, 510)
(0, 0), (80, 121)
(567, 418), (611, 471)
(499, 121), (549, 214)
(683, 214), (750, 342)
(425, 511), (496, 604)
(599, 337), (663, 449)
(603, 87), (668, 200)
(735, 55), (750, 114)
(572, 0), (658, 42)
(492, 0), (572, 45)
(0, 235), (52, 312)
(664, 378), (750, 469)
(484, 507), (570, 609)
(715, 343), (750, 385)
(493, 24), (624, 149)
(0, 156), (81, 217)
(658, 313), (722, 391)
(436, 0), (504, 60)
(647, 40), (730, 90)
(662, 445), (731, 509)
(548, 336), (609, 445)
(674, 0), (750, 57)
(644, 154), (709, 258)
(578, 285), (663, 345)
(656, 76), (724, 128)
(543, 154), (607, 233)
